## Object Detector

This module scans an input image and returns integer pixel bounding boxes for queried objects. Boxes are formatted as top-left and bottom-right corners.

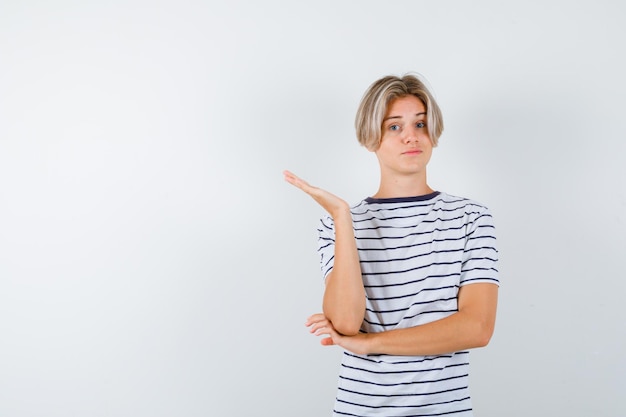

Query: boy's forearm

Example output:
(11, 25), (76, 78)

(364, 284), (498, 356)
(366, 311), (491, 356)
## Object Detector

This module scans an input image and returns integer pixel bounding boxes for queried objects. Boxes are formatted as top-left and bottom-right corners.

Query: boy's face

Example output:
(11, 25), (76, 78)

(374, 95), (433, 178)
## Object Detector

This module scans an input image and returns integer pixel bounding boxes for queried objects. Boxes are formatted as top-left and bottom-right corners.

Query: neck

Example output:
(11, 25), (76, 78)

(372, 172), (434, 199)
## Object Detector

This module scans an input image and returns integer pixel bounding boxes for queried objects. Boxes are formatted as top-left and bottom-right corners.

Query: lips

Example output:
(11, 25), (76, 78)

(402, 149), (422, 155)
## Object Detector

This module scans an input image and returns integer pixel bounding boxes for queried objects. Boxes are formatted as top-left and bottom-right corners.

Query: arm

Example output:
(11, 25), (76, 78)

(366, 283), (498, 355)
(284, 171), (365, 335)
(307, 283), (498, 355)
(321, 210), (365, 335)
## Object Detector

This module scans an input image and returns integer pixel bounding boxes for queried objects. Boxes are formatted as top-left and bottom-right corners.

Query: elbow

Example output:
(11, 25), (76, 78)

(322, 299), (365, 336)
(474, 331), (493, 348)
(473, 321), (495, 348)
(333, 320), (362, 336)
(324, 311), (363, 336)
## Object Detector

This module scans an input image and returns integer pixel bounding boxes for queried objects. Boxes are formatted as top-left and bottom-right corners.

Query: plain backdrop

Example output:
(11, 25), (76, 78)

(1, 1), (625, 416)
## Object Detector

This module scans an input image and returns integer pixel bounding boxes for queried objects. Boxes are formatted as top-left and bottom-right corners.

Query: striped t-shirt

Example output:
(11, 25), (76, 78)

(317, 191), (499, 417)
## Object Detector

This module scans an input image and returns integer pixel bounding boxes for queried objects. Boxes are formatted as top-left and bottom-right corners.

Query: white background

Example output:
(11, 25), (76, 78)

(1, 1), (624, 416)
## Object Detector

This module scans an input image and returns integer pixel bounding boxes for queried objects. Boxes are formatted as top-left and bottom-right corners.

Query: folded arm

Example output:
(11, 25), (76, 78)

(307, 283), (498, 356)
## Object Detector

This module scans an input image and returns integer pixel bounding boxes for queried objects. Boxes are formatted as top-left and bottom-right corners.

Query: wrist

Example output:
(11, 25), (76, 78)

(362, 332), (378, 355)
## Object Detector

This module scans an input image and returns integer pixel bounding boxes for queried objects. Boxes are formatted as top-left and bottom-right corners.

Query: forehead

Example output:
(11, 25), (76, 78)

(385, 95), (426, 116)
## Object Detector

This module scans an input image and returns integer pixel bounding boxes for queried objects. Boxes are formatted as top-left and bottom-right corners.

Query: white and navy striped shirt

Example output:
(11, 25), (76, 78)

(317, 191), (499, 417)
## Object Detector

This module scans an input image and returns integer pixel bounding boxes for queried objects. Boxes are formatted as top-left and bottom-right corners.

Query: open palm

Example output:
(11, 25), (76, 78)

(283, 170), (350, 218)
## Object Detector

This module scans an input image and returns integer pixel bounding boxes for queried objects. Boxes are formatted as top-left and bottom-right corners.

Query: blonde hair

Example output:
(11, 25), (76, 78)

(355, 73), (444, 150)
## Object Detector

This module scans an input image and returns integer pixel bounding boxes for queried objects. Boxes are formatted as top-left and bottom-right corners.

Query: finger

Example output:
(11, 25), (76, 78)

(313, 325), (333, 337)
(283, 169), (298, 184)
(283, 170), (306, 187)
(283, 170), (316, 194)
(308, 319), (331, 333)
(305, 313), (326, 326)
(309, 321), (332, 334)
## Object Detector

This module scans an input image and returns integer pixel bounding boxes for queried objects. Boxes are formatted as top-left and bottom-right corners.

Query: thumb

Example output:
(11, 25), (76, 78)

(320, 337), (336, 346)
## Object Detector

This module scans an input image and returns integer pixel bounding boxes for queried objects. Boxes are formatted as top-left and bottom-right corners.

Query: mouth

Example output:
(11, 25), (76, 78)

(402, 149), (422, 155)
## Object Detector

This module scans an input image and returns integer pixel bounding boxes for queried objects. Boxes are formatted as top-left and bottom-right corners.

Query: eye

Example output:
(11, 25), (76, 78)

(389, 124), (400, 131)
(416, 121), (426, 128)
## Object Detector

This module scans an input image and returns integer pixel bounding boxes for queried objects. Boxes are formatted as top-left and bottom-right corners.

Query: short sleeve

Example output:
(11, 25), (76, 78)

(460, 206), (500, 286)
(317, 215), (336, 280)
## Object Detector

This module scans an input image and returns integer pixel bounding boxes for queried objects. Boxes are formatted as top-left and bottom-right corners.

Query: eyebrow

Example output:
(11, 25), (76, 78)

(383, 112), (427, 122)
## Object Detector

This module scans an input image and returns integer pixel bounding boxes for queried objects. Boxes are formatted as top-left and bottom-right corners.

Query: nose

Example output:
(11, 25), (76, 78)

(403, 129), (418, 144)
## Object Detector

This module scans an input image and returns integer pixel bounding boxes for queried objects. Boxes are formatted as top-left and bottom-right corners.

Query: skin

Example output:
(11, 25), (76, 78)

(284, 95), (498, 356)
(282, 171), (365, 335)
(371, 95), (434, 198)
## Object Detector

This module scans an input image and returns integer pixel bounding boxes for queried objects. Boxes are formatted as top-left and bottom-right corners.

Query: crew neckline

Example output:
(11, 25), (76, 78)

(365, 191), (441, 204)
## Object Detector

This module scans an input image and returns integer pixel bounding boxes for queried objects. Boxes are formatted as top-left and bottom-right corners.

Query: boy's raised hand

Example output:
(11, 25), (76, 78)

(283, 170), (350, 219)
